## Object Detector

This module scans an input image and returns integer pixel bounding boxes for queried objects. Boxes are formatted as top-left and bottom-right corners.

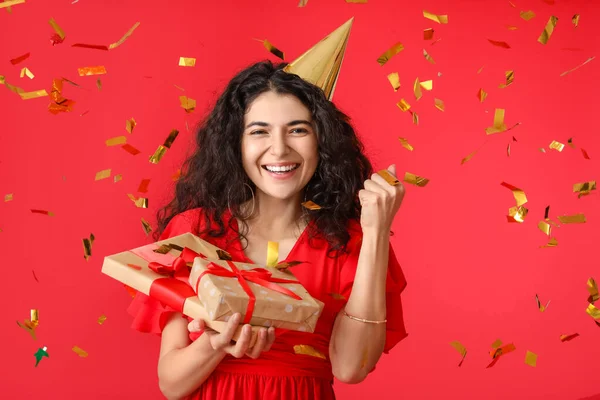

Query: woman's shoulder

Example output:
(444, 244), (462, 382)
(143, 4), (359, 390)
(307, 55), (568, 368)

(160, 208), (206, 239)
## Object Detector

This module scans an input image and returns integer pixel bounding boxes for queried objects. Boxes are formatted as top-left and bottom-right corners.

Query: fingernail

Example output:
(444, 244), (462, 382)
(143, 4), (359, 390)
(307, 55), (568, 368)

(244, 325), (251, 334)
(233, 313), (241, 322)
(193, 320), (201, 330)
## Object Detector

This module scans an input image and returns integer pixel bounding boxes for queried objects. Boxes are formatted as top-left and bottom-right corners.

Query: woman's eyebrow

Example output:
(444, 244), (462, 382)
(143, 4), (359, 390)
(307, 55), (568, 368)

(245, 120), (312, 129)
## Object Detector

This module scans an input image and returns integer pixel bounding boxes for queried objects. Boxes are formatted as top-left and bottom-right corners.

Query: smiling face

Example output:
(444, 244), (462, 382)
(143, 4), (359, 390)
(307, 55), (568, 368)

(241, 91), (319, 203)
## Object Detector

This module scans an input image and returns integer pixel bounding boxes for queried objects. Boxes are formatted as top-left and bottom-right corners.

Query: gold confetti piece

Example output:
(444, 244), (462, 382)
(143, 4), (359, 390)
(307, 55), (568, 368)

(525, 351), (537, 367)
(396, 99), (411, 112)
(501, 182), (527, 206)
(96, 78), (102, 91)
(149, 129), (179, 164)
(499, 70), (514, 88)
(538, 16), (558, 45)
(31, 209), (55, 216)
(560, 333), (579, 342)
(0, 0), (25, 9)
(127, 194), (148, 208)
(461, 150), (477, 165)
(257, 39), (284, 60)
(378, 170), (400, 186)
(298, 0), (308, 6)
(485, 109), (507, 135)
(5, 193), (13, 202)
(424, 28), (434, 40)
(414, 78), (422, 100)
(557, 213), (586, 224)
(507, 25), (519, 30)
(423, 49), (435, 64)
(95, 169), (111, 181)
(423, 10), (448, 24)
(78, 66), (107, 76)
(507, 143), (511, 157)
(573, 181), (596, 198)
(587, 278), (598, 303)
(572, 14), (580, 28)
(549, 140), (564, 152)
(137, 179), (150, 193)
(540, 237), (558, 248)
(434, 98), (444, 111)
(404, 172), (429, 187)
(178, 57), (196, 67)
(488, 39), (511, 49)
(450, 341), (467, 367)
(20, 67), (34, 79)
(412, 111), (419, 126)
(567, 137), (576, 148)
(121, 144), (140, 155)
(535, 294), (551, 312)
(586, 303), (600, 319)
(520, 10), (535, 21)
(398, 137), (414, 151)
(478, 88), (488, 102)
(266, 241), (279, 267)
(179, 95), (196, 113)
(125, 118), (136, 134)
(507, 205), (528, 223)
(30, 309), (39, 327)
(105, 136), (127, 146)
(72, 346), (88, 358)
(420, 80), (433, 90)
(301, 200), (321, 210)
(82, 233), (95, 261)
(377, 42), (404, 66)
(538, 220), (551, 235)
(560, 56), (595, 77)
(19, 90), (48, 100)
(109, 22), (141, 50)
(114, 174), (122, 183)
(477, 66), (484, 74)
(293, 345), (326, 359)
(274, 260), (305, 272)
(97, 315), (107, 325)
(172, 169), (182, 181)
(48, 18), (65, 40)
(491, 339), (503, 349)
(387, 72), (400, 91)
(17, 319), (37, 340)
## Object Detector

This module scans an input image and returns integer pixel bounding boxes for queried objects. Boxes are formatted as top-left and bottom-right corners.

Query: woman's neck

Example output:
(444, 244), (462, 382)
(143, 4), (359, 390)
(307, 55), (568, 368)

(239, 194), (308, 240)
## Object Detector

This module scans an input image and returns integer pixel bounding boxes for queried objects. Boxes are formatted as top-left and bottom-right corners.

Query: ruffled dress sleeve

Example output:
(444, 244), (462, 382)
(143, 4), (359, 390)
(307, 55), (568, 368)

(338, 224), (408, 354)
(126, 209), (203, 336)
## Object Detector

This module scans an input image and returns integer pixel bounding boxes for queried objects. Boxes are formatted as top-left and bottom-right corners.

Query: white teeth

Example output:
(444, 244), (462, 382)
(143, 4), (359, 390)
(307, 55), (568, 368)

(265, 164), (298, 172)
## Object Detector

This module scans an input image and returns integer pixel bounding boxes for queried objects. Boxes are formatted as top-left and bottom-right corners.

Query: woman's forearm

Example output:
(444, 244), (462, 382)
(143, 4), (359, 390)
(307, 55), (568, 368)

(158, 333), (227, 400)
(329, 230), (389, 384)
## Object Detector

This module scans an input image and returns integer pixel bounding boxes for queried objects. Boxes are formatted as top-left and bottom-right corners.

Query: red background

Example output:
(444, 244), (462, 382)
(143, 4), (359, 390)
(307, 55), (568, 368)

(1, 0), (599, 399)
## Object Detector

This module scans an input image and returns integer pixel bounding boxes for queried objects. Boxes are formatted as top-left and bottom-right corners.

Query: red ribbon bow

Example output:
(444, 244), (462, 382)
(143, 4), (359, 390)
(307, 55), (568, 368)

(195, 260), (302, 324)
(148, 247), (206, 277)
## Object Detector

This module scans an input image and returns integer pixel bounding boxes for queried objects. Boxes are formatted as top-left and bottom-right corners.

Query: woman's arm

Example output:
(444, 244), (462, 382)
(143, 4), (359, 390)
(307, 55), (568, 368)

(329, 230), (389, 384)
(157, 314), (227, 400)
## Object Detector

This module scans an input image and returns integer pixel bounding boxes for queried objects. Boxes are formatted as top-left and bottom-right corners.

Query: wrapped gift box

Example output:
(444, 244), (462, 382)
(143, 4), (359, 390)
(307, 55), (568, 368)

(189, 257), (324, 332)
(102, 233), (264, 345)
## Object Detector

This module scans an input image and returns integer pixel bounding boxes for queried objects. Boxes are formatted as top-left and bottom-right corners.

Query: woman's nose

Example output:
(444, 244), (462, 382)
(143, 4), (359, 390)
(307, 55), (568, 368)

(269, 133), (290, 156)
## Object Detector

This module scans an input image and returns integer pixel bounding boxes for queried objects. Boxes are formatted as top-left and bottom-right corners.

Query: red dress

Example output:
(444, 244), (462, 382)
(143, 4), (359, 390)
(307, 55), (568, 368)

(128, 208), (407, 400)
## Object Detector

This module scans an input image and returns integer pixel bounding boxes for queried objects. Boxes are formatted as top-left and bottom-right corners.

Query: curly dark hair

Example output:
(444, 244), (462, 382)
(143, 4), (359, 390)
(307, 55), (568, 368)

(156, 60), (373, 257)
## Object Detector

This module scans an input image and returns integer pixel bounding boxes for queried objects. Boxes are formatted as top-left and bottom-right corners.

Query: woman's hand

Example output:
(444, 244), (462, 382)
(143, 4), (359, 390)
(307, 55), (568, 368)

(187, 313), (276, 359)
(358, 164), (405, 234)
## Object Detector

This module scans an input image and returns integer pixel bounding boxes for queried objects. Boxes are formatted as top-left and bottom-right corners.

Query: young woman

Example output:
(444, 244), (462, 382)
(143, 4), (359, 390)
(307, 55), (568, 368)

(127, 60), (407, 400)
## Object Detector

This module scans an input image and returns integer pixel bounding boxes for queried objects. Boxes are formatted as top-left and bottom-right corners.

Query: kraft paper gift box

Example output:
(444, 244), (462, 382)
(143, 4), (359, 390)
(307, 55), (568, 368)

(188, 257), (324, 332)
(102, 233), (263, 345)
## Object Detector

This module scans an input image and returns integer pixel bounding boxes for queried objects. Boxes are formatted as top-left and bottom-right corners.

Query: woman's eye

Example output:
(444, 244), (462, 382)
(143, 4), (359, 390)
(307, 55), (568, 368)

(250, 130), (267, 135)
(290, 128), (308, 134)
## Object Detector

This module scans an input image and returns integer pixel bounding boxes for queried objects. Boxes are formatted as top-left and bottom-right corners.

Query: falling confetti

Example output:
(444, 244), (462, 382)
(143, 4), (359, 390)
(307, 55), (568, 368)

(78, 66), (107, 76)
(488, 39), (511, 49)
(179, 95), (196, 113)
(105, 136), (127, 146)
(572, 14), (580, 28)
(423, 49), (436, 64)
(478, 88), (487, 102)
(298, 0), (308, 6)
(486, 343), (516, 368)
(414, 78), (422, 100)
(17, 318), (37, 340)
(520, 10), (535, 21)
(560, 333), (579, 342)
(127, 194), (148, 208)
(73, 22), (142, 50)
(125, 118), (136, 133)
(19, 90), (49, 100)
(172, 169), (182, 181)
(449, 341), (467, 367)
(82, 233), (95, 261)
(34, 347), (49, 367)
(5, 193), (13, 202)
(72, 346), (88, 358)
(293, 345), (327, 359)
(96, 78), (102, 91)
(461, 150), (478, 165)
(499, 70), (514, 88)
(398, 137), (414, 151)
(32, 270), (39, 282)
(20, 67), (34, 79)
(434, 98), (445, 111)
(535, 294), (551, 312)
(178, 57), (196, 67)
(98, 315), (107, 325)
(538, 16), (558, 45)
(396, 99), (411, 112)
(587, 278), (598, 303)
(540, 237), (558, 248)
(420, 80), (433, 90)
(48, 18), (66, 41)
(573, 181), (596, 198)
(31, 209), (55, 216)
(377, 170), (400, 186)
(10, 52), (30, 65)
(411, 111), (419, 125)
(95, 169), (111, 181)
(122, 144), (141, 155)
(585, 303), (599, 320)
(387, 72), (400, 91)
(256, 39), (284, 60)
(423, 10), (448, 24)
(538, 220), (551, 235)
(149, 129), (179, 164)
(549, 140), (565, 152)
(560, 56), (595, 77)
(377, 42), (404, 66)
(138, 179), (150, 193)
(404, 172), (429, 187)
(114, 174), (123, 183)
(485, 109), (507, 135)
(557, 214), (586, 224)
(524, 351), (537, 367)
(424, 28), (434, 40)
(141, 218), (153, 236)
(301, 200), (321, 210)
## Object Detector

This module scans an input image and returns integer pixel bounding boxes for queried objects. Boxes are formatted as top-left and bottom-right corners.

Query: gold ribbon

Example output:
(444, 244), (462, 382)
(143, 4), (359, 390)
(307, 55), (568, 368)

(266, 241), (279, 267)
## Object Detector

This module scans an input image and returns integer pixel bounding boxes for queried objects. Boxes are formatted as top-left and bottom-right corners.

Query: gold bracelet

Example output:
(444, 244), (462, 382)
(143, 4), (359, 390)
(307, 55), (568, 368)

(342, 309), (387, 324)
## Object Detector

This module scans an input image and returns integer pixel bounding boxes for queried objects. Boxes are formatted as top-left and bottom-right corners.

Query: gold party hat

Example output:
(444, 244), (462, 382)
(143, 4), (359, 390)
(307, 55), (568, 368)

(283, 17), (354, 101)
